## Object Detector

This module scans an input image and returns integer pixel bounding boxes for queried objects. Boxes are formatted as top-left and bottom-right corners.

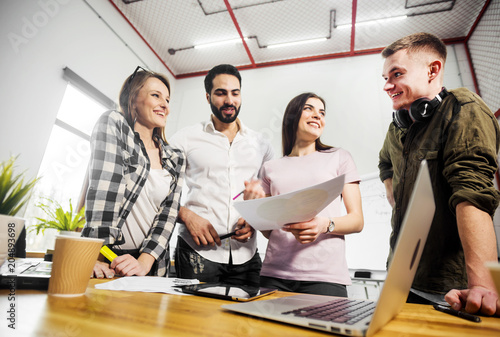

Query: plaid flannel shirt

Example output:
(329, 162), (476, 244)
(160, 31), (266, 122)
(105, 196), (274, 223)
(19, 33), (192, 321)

(82, 110), (185, 276)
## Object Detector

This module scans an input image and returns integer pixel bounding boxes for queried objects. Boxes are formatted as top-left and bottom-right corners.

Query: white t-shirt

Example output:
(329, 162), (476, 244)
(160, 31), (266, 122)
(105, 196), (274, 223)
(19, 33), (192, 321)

(259, 148), (360, 284)
(169, 118), (274, 264)
(118, 169), (172, 250)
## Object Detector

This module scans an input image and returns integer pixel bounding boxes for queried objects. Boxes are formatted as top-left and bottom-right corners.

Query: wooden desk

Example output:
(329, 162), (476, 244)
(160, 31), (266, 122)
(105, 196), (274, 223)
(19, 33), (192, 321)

(1, 279), (499, 336)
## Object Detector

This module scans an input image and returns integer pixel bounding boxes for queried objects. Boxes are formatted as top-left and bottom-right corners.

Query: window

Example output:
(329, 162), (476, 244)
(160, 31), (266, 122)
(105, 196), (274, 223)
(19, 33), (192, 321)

(24, 68), (115, 252)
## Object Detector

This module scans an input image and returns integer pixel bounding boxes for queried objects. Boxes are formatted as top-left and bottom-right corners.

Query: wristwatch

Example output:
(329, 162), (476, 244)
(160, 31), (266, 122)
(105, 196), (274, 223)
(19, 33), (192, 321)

(326, 218), (335, 234)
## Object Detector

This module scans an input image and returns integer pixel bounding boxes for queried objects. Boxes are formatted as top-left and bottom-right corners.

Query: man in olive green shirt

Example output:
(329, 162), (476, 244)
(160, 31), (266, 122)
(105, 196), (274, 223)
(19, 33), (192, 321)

(379, 32), (500, 316)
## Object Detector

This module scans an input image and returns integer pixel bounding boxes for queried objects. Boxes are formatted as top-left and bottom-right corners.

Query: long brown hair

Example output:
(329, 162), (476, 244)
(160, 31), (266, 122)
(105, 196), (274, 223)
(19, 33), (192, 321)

(282, 92), (333, 156)
(118, 67), (171, 143)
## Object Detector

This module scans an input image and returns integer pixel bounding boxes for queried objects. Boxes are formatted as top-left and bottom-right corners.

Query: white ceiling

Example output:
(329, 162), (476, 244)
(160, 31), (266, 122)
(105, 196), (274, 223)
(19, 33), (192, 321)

(110, 0), (488, 78)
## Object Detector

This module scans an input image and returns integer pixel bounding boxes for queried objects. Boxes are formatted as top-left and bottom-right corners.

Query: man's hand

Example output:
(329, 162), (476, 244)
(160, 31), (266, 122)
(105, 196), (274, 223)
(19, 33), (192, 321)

(445, 285), (500, 316)
(180, 206), (221, 246)
(232, 218), (255, 243)
(451, 202), (500, 316)
(283, 217), (328, 244)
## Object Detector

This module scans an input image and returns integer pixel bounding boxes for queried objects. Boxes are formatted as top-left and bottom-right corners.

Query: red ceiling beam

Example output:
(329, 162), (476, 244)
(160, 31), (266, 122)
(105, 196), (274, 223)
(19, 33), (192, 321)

(175, 36), (466, 79)
(176, 47), (386, 79)
(462, 0), (492, 95)
(176, 36), (468, 79)
(108, 0), (177, 79)
(350, 0), (358, 55)
(442, 36), (467, 44)
(223, 0), (256, 68)
(465, 0), (492, 42)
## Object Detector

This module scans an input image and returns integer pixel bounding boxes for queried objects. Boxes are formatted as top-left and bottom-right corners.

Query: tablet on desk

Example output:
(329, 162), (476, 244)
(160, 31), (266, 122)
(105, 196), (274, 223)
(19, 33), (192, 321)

(181, 283), (276, 302)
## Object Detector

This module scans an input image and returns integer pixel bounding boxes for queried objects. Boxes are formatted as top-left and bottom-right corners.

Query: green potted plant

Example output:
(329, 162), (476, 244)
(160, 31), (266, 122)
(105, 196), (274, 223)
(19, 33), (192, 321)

(0, 156), (39, 264)
(31, 198), (85, 237)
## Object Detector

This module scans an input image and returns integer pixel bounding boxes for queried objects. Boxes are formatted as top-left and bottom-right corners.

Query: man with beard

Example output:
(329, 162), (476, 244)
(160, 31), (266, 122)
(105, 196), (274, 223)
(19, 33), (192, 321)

(169, 64), (273, 286)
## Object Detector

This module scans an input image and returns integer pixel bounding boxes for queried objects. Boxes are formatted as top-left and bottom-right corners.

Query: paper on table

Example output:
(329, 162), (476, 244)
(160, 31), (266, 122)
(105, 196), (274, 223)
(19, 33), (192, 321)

(233, 174), (345, 230)
(95, 276), (199, 295)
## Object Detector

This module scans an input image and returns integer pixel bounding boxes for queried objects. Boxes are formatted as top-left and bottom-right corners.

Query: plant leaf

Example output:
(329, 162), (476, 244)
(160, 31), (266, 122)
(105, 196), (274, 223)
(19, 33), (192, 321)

(0, 156), (39, 216)
(32, 197), (86, 232)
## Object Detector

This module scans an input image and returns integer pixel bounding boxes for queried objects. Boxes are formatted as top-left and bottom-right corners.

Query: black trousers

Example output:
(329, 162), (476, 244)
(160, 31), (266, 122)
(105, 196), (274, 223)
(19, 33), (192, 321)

(175, 236), (262, 287)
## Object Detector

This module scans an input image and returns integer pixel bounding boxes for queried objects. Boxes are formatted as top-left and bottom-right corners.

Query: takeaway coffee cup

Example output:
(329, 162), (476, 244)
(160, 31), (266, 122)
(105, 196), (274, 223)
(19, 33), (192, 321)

(48, 235), (103, 296)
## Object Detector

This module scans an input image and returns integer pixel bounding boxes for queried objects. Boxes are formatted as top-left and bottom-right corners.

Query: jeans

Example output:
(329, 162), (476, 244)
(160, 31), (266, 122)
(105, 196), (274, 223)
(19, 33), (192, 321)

(175, 236), (262, 287)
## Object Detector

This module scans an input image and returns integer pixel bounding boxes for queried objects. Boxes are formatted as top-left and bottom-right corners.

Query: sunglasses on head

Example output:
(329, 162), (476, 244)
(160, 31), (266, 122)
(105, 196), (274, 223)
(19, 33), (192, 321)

(128, 65), (153, 84)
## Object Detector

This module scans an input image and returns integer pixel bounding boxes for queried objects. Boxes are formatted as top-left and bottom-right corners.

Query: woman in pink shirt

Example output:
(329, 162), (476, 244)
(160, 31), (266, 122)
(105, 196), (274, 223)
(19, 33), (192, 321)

(248, 92), (364, 296)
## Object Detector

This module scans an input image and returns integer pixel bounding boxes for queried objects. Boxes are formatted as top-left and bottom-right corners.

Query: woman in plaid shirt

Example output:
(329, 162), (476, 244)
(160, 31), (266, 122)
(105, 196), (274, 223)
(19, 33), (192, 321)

(81, 67), (185, 278)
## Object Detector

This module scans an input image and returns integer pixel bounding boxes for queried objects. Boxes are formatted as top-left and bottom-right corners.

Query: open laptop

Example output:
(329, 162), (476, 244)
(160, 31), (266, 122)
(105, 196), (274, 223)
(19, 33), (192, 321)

(222, 160), (435, 336)
(0, 258), (51, 289)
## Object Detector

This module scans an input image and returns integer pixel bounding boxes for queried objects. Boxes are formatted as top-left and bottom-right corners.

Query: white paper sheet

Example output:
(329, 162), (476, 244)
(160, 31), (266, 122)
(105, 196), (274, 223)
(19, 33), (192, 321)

(94, 276), (199, 295)
(233, 174), (345, 230)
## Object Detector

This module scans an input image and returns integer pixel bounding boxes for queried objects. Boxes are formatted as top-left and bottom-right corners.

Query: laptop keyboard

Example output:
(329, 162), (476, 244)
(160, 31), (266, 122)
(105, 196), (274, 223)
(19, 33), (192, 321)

(282, 298), (376, 325)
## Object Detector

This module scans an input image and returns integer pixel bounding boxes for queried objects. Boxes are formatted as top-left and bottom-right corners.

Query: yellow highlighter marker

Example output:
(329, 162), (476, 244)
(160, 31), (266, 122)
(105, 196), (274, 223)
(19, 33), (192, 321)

(100, 245), (117, 262)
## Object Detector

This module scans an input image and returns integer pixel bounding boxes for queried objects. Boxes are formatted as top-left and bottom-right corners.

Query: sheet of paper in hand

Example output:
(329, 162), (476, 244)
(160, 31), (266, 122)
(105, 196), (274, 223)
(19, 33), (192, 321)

(233, 174), (345, 231)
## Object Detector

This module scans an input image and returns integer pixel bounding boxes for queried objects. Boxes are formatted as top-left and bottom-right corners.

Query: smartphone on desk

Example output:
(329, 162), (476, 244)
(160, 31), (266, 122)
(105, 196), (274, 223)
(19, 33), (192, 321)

(181, 282), (276, 302)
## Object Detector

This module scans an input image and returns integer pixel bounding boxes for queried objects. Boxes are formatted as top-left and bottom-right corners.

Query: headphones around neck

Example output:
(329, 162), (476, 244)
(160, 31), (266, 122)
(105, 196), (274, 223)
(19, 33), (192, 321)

(392, 88), (449, 129)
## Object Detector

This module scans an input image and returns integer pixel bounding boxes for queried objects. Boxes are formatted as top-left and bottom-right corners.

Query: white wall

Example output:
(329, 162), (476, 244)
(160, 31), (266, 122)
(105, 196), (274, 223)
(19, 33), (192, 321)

(169, 56), (392, 175)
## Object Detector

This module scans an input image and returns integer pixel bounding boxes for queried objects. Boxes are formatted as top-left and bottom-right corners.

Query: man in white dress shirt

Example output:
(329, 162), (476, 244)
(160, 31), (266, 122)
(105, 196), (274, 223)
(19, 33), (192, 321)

(169, 64), (273, 286)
